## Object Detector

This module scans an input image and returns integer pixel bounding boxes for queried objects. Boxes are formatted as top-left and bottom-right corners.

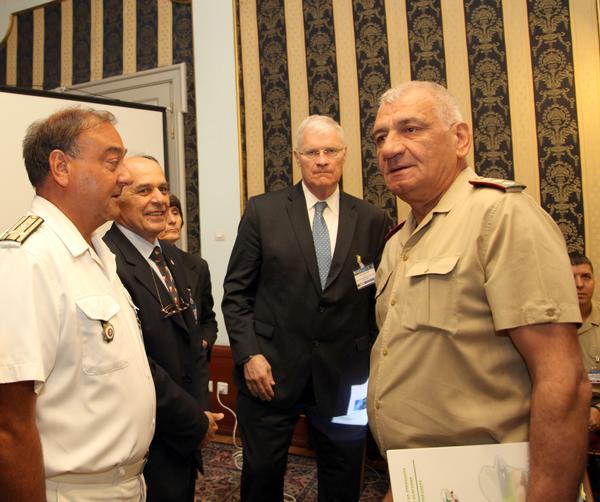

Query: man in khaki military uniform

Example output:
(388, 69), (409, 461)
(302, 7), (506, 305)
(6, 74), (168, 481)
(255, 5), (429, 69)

(570, 253), (600, 428)
(368, 81), (590, 502)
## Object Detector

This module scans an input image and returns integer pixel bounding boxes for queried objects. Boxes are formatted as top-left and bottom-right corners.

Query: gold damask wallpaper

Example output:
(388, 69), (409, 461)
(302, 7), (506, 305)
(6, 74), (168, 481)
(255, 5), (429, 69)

(235, 0), (600, 267)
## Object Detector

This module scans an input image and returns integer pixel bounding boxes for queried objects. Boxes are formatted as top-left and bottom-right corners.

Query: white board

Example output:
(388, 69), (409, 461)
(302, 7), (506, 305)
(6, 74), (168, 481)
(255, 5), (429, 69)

(0, 87), (166, 232)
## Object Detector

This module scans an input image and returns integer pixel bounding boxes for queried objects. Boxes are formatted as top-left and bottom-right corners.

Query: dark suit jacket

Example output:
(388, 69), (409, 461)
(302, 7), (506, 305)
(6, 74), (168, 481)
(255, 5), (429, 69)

(104, 224), (209, 500)
(179, 251), (218, 353)
(222, 183), (389, 417)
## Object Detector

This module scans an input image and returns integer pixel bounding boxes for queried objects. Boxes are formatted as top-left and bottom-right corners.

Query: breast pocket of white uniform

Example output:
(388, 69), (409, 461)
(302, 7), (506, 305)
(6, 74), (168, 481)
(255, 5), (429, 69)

(75, 295), (129, 375)
(404, 255), (459, 335)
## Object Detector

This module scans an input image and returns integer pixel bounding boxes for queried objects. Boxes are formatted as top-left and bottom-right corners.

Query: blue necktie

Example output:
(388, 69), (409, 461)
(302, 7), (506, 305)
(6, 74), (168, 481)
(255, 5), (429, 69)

(312, 201), (331, 290)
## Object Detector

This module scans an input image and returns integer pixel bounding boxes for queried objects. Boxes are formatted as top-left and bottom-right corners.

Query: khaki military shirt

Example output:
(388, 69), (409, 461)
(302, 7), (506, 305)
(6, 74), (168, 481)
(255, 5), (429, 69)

(578, 300), (600, 396)
(368, 168), (580, 454)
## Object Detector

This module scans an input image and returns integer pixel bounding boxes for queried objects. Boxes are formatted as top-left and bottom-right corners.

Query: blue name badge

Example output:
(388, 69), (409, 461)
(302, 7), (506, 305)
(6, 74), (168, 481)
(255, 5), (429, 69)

(353, 255), (375, 290)
(589, 369), (600, 384)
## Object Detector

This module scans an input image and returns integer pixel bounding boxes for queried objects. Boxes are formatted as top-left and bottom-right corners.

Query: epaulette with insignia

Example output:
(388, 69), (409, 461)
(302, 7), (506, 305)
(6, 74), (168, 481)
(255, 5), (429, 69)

(0, 215), (44, 244)
(469, 177), (526, 193)
(385, 221), (405, 242)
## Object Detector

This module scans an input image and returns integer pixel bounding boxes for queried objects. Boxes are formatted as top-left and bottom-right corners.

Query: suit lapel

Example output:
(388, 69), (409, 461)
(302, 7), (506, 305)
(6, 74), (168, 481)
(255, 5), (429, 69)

(107, 225), (188, 332)
(326, 192), (357, 289)
(287, 183), (322, 293)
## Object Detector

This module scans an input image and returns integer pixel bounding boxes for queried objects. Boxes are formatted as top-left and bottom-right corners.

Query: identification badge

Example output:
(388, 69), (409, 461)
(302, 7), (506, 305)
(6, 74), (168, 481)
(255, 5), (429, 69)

(353, 255), (375, 290)
(589, 369), (600, 384)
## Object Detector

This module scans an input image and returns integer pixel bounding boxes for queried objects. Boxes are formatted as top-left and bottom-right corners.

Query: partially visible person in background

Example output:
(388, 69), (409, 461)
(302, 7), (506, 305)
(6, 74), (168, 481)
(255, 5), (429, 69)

(159, 194), (218, 353)
(569, 252), (600, 497)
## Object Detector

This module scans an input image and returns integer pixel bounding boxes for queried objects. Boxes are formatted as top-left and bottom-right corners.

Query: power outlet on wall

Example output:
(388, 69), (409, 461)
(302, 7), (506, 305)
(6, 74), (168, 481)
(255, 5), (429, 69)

(217, 382), (229, 395)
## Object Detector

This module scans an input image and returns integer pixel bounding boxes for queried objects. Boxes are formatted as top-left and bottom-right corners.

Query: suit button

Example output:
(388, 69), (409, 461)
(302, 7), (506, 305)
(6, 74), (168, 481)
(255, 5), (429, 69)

(319, 305), (325, 312)
(183, 375), (192, 384)
(313, 341), (319, 348)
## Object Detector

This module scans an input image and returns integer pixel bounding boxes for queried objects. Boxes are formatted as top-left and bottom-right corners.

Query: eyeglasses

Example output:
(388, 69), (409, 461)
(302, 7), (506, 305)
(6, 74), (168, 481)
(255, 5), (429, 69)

(297, 147), (345, 160)
(150, 270), (191, 319)
(161, 300), (190, 319)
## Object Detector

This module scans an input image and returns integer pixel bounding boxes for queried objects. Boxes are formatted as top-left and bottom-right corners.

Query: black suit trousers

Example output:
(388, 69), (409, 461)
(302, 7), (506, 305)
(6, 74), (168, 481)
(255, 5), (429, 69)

(237, 390), (365, 502)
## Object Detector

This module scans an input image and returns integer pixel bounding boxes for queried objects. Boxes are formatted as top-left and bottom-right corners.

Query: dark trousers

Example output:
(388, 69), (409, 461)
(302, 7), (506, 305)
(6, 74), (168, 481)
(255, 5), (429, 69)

(237, 389), (366, 502)
(145, 439), (197, 502)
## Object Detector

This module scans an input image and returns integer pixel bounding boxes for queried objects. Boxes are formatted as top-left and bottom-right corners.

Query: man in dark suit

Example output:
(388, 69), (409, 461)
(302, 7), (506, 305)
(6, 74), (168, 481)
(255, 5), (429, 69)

(159, 194), (218, 356)
(222, 115), (389, 502)
(104, 156), (223, 502)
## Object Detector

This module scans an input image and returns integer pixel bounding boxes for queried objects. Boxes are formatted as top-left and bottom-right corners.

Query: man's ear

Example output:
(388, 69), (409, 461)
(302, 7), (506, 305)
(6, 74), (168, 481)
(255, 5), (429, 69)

(48, 150), (71, 187)
(454, 122), (472, 160)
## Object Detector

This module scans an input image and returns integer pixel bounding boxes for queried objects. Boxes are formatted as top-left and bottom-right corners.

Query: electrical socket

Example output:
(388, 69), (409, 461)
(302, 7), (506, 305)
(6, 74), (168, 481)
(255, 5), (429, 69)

(217, 381), (228, 395)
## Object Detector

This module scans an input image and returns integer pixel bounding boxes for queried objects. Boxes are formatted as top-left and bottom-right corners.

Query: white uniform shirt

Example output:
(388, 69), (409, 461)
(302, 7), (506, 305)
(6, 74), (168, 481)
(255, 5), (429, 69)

(0, 196), (156, 477)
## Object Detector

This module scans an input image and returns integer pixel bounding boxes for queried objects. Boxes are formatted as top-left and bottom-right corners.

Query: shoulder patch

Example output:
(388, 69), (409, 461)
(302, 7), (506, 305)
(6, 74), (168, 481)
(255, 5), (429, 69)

(469, 177), (526, 193)
(0, 215), (44, 244)
(385, 221), (405, 242)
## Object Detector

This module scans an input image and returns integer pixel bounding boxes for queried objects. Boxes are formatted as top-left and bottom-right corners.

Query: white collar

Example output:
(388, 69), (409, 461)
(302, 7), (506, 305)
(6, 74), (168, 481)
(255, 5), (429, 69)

(301, 182), (340, 216)
(116, 223), (160, 259)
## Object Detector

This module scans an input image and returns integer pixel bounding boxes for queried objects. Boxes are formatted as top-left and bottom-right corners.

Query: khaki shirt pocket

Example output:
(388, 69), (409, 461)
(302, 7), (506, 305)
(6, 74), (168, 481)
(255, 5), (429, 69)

(76, 295), (130, 375)
(404, 255), (459, 334)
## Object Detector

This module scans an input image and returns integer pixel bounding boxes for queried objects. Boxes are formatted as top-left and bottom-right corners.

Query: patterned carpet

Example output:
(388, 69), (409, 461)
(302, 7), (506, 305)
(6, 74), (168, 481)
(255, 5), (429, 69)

(196, 441), (389, 501)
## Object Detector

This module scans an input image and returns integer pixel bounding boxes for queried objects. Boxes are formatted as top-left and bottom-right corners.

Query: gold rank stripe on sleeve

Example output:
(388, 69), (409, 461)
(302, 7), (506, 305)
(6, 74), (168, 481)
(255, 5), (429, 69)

(0, 215), (44, 244)
(469, 178), (526, 193)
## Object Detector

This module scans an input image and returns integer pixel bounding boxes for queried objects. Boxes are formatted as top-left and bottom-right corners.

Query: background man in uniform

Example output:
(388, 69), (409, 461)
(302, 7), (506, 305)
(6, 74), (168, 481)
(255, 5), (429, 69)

(222, 115), (389, 502)
(570, 253), (600, 496)
(570, 254), (600, 429)
(103, 156), (223, 502)
(368, 81), (589, 501)
(0, 108), (156, 501)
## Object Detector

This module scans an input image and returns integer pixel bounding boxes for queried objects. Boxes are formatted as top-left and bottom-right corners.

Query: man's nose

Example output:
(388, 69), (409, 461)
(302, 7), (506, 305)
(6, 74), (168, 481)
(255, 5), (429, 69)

(379, 133), (406, 160)
(315, 150), (329, 164)
(116, 163), (132, 187)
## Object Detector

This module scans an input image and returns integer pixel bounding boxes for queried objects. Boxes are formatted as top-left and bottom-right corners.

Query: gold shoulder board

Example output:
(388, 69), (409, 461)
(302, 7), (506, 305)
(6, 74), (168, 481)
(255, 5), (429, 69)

(0, 215), (44, 244)
(469, 177), (526, 193)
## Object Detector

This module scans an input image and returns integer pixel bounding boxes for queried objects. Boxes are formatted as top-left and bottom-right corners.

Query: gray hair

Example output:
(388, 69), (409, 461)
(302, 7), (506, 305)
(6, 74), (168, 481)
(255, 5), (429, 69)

(379, 81), (464, 127)
(295, 115), (345, 150)
(23, 107), (116, 188)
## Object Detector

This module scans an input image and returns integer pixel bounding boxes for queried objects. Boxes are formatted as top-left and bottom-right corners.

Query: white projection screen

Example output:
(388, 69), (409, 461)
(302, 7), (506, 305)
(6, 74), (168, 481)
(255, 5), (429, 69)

(0, 86), (167, 233)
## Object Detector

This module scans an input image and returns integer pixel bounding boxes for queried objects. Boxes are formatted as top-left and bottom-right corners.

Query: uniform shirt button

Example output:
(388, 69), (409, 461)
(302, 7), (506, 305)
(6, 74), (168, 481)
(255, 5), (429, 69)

(382, 349), (388, 356)
(375, 400), (381, 409)
(390, 299), (396, 306)
(402, 254), (409, 261)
